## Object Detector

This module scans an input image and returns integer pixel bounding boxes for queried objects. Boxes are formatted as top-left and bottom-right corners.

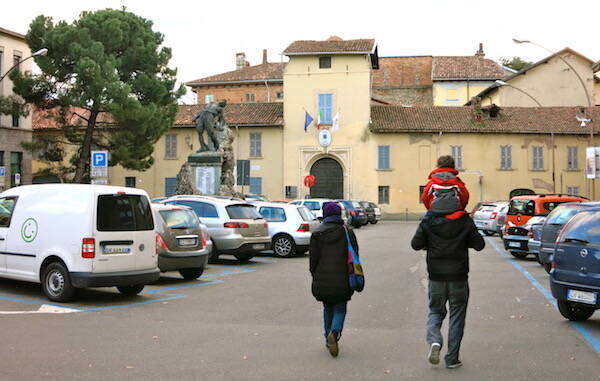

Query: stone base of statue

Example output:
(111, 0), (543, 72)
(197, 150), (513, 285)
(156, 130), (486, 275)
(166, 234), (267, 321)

(186, 151), (223, 195)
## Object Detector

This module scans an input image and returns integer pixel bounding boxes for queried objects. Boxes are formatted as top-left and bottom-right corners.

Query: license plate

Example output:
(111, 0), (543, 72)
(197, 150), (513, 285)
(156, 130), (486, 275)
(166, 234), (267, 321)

(178, 238), (197, 246)
(567, 289), (597, 305)
(253, 244), (265, 249)
(102, 247), (131, 254)
(508, 241), (521, 248)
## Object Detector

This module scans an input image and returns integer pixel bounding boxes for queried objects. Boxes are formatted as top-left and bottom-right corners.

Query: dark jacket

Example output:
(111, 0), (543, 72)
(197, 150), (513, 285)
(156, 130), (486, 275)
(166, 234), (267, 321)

(411, 214), (484, 281)
(309, 218), (358, 303)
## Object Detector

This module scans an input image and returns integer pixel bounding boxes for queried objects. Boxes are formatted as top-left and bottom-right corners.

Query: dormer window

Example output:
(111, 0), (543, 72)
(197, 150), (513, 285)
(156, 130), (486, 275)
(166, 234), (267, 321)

(319, 56), (331, 69)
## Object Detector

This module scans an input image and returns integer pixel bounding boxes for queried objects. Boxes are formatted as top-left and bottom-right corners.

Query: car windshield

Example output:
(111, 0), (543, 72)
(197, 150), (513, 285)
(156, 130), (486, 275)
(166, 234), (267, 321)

(508, 200), (535, 216)
(226, 204), (262, 219)
(159, 209), (200, 229)
(561, 211), (600, 244)
(97, 194), (154, 231)
(297, 206), (316, 221)
(352, 201), (361, 208)
(304, 201), (321, 211)
(546, 205), (584, 225)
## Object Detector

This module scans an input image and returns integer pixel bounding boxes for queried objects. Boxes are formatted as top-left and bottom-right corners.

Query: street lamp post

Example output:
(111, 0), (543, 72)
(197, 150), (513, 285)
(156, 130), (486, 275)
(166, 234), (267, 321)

(0, 48), (48, 83)
(495, 80), (556, 193)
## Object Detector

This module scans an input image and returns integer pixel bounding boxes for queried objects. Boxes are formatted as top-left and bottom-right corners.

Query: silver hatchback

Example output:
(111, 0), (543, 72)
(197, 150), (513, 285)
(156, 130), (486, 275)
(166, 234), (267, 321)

(163, 196), (271, 262)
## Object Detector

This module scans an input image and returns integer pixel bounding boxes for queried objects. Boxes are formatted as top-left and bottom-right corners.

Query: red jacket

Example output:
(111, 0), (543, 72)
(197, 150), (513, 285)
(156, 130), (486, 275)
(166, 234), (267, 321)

(421, 167), (470, 211)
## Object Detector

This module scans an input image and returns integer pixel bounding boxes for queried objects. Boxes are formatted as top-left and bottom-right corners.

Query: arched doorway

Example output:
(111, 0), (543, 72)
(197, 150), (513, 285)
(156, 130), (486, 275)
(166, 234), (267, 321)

(310, 157), (343, 199)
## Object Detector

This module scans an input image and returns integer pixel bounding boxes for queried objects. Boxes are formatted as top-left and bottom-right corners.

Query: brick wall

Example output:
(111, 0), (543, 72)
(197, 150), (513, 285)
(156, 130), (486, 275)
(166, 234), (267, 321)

(372, 87), (433, 106)
(194, 83), (284, 104)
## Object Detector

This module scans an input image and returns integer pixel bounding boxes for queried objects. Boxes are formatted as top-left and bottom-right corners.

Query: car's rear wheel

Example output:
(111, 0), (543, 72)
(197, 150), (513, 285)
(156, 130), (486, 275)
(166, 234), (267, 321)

(509, 251), (529, 259)
(208, 240), (219, 264)
(557, 300), (595, 321)
(371, 220), (378, 225)
(42, 262), (76, 302)
(273, 234), (296, 257)
(179, 267), (204, 280)
(234, 253), (254, 263)
(543, 261), (552, 274)
(483, 230), (495, 236)
(116, 285), (145, 296)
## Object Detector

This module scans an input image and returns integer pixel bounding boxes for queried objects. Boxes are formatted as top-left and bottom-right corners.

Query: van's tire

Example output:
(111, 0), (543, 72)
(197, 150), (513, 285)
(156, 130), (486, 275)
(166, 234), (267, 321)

(208, 240), (219, 264)
(234, 253), (254, 263)
(483, 230), (495, 236)
(179, 267), (204, 280)
(557, 300), (595, 321)
(42, 262), (76, 302)
(116, 285), (145, 296)
(371, 220), (378, 225)
(273, 234), (296, 257)
(509, 251), (528, 259)
(543, 261), (552, 274)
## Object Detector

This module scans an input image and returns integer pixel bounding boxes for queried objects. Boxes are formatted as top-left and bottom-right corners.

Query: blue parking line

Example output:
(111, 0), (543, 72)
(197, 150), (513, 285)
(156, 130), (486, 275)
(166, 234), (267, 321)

(486, 238), (600, 354)
(0, 295), (84, 311)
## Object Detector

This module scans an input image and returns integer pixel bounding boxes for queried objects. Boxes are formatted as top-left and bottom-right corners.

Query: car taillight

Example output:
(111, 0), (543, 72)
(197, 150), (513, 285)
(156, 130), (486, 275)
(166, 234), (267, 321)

(297, 223), (310, 232)
(224, 222), (249, 228)
(156, 233), (168, 254)
(527, 230), (533, 238)
(350, 210), (357, 216)
(82, 238), (95, 258)
(490, 212), (498, 220)
(200, 229), (209, 247)
(264, 222), (268, 228)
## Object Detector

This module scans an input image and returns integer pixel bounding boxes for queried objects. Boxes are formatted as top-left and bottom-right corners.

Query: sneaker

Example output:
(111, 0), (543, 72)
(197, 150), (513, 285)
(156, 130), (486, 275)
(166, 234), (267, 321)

(427, 343), (441, 365)
(446, 361), (463, 369)
(326, 331), (339, 357)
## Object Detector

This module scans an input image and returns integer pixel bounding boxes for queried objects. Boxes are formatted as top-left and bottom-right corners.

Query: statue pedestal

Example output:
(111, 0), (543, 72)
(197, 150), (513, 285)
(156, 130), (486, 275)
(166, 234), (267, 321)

(187, 151), (223, 195)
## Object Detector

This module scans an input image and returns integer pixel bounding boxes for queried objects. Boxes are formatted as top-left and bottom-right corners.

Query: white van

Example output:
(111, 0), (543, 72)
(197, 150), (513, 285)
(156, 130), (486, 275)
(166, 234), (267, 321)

(0, 184), (159, 302)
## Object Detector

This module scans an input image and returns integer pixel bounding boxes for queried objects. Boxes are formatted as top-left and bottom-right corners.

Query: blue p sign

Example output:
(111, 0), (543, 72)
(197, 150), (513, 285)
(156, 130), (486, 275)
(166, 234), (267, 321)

(91, 151), (108, 167)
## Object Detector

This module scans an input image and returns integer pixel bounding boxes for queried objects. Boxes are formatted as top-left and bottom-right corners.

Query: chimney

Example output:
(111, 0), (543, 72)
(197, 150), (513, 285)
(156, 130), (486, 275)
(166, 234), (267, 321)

(475, 43), (485, 60)
(236, 52), (246, 70)
(262, 49), (268, 64)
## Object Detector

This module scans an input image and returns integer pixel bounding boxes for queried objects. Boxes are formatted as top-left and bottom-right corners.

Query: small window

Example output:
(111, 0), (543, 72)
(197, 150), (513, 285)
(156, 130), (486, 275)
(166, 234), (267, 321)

(378, 186), (390, 204)
(226, 204), (262, 219)
(500, 145), (512, 170)
(125, 177), (136, 188)
(159, 209), (200, 229)
(0, 151), (4, 166)
(249, 177), (262, 195)
(249, 132), (262, 157)
(165, 134), (177, 158)
(0, 197), (18, 227)
(259, 207), (287, 222)
(567, 146), (578, 170)
(276, 92), (284, 99)
(204, 94), (214, 104)
(97, 194), (154, 231)
(12, 113), (19, 127)
(532, 146), (544, 170)
(237, 160), (250, 186)
(13, 54), (21, 72)
(451, 145), (463, 170)
(378, 145), (390, 169)
(285, 186), (298, 199)
(567, 186), (580, 196)
(318, 93), (333, 124)
(245, 93), (255, 103)
(165, 177), (177, 197)
(319, 56), (332, 69)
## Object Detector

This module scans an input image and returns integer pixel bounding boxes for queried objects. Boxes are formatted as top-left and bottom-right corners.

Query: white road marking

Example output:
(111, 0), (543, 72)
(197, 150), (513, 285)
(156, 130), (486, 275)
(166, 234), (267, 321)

(0, 304), (80, 314)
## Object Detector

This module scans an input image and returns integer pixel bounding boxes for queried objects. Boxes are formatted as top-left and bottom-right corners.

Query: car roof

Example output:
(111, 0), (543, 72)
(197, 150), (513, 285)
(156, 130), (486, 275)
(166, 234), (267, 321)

(511, 194), (587, 201)
(164, 195), (249, 206)
(151, 203), (192, 212)
(0, 183), (148, 197)
(252, 201), (302, 209)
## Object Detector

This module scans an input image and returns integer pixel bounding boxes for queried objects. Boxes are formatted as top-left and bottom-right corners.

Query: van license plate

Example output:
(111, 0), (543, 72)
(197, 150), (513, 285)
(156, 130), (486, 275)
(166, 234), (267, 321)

(253, 244), (265, 249)
(178, 238), (197, 246)
(103, 247), (131, 254)
(567, 289), (597, 304)
(508, 241), (521, 248)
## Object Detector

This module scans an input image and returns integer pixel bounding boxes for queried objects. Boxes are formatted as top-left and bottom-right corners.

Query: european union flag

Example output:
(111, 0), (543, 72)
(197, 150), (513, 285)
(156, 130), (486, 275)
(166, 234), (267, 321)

(303, 111), (314, 132)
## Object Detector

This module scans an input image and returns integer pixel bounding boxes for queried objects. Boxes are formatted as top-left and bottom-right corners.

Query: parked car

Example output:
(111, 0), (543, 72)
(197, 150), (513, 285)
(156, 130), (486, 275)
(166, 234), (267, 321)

(244, 193), (268, 202)
(254, 202), (319, 257)
(550, 208), (600, 321)
(288, 199), (349, 224)
(0, 184), (159, 302)
(164, 196), (270, 262)
(527, 219), (545, 262)
(495, 204), (509, 237)
(473, 201), (508, 236)
(359, 201), (381, 224)
(337, 200), (368, 228)
(538, 202), (600, 274)
(503, 194), (587, 258)
(152, 203), (212, 279)
(152, 197), (167, 203)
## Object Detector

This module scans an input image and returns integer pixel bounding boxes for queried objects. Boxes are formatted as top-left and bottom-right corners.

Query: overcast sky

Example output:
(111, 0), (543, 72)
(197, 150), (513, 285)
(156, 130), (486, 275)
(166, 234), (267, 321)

(2, 0), (599, 104)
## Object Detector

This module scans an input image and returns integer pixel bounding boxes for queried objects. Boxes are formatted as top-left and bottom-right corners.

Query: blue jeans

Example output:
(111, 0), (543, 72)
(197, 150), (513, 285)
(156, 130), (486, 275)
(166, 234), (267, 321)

(426, 280), (469, 365)
(323, 301), (347, 337)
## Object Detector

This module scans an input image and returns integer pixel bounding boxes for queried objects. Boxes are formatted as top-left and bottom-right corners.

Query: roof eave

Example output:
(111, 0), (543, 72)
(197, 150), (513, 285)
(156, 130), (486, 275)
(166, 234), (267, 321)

(186, 78), (283, 87)
(433, 77), (502, 81)
(283, 51), (372, 56)
(0, 27), (26, 40)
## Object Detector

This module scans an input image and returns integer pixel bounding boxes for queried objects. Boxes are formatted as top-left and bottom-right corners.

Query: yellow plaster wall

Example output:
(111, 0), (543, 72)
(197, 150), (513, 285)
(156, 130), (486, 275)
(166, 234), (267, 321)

(433, 81), (495, 106)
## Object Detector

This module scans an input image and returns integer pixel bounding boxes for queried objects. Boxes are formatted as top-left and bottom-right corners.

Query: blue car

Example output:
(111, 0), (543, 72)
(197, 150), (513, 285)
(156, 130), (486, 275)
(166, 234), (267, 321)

(337, 200), (368, 228)
(550, 208), (600, 321)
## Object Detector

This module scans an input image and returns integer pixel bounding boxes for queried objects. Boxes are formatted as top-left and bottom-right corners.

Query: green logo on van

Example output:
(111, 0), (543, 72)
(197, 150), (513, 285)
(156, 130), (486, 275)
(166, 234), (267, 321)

(21, 218), (38, 243)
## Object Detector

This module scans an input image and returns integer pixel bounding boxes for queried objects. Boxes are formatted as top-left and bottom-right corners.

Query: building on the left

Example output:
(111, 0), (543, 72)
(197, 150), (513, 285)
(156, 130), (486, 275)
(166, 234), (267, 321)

(0, 27), (32, 191)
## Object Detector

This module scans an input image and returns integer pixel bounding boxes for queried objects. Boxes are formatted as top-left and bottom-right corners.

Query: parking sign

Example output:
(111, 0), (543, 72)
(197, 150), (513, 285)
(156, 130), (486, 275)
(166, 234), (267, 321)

(91, 151), (108, 168)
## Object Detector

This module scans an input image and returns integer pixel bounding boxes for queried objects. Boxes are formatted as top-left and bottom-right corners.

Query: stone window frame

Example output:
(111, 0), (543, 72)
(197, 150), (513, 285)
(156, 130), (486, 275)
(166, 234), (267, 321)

(378, 185), (390, 205)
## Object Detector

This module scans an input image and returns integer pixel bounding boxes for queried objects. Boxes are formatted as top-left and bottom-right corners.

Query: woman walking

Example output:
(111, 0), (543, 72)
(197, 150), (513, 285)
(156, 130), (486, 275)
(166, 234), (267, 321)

(309, 202), (359, 357)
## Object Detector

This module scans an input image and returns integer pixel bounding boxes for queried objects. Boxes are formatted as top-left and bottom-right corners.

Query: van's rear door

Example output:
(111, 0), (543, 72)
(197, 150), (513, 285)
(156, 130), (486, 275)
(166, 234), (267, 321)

(95, 193), (156, 273)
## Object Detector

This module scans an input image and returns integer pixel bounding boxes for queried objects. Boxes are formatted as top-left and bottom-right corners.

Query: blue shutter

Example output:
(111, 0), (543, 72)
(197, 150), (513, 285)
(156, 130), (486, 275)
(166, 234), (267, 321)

(378, 145), (390, 169)
(319, 93), (333, 124)
(249, 177), (262, 195)
(165, 177), (177, 197)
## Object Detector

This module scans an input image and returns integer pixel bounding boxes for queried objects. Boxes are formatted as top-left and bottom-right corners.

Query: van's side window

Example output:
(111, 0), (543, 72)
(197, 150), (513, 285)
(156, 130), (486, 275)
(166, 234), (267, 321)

(97, 195), (154, 232)
(0, 197), (18, 227)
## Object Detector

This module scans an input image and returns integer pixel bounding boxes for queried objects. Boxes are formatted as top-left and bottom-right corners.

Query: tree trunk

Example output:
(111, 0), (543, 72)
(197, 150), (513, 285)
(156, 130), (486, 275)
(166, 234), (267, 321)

(73, 110), (98, 183)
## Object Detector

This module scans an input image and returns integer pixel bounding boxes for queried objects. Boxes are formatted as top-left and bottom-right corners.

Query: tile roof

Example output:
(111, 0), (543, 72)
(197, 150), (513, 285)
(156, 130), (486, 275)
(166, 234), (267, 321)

(370, 105), (600, 134)
(432, 56), (505, 80)
(33, 103), (284, 130)
(372, 56), (433, 87)
(283, 39), (375, 55)
(186, 63), (284, 86)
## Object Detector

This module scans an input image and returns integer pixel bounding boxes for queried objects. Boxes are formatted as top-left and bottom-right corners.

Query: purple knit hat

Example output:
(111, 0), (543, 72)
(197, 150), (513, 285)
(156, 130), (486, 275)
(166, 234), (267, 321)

(322, 202), (342, 218)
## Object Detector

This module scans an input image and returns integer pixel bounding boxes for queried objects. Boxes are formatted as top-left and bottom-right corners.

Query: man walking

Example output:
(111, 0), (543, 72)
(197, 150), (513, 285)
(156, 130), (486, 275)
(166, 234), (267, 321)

(411, 209), (484, 369)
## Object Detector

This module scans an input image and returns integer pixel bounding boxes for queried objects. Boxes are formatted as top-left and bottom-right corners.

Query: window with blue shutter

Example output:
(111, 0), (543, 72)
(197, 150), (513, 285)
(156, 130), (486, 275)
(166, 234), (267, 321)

(378, 145), (390, 169)
(165, 177), (177, 197)
(318, 93), (333, 124)
(249, 177), (262, 195)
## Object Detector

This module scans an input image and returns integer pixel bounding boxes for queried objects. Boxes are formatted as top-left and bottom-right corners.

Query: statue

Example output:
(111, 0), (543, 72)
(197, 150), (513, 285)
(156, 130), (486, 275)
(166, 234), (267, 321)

(193, 100), (227, 152)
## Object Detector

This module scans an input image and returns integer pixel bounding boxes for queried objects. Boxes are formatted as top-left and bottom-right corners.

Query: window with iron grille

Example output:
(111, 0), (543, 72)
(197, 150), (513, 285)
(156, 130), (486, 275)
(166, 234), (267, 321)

(125, 177), (136, 188)
(204, 94), (214, 104)
(567, 186), (580, 196)
(245, 93), (255, 103)
(319, 56), (332, 69)
(378, 145), (390, 169)
(165, 134), (177, 158)
(451, 145), (463, 169)
(500, 145), (512, 170)
(250, 132), (261, 157)
(532, 146), (544, 170)
(378, 186), (390, 204)
(567, 146), (578, 170)
(276, 92), (284, 99)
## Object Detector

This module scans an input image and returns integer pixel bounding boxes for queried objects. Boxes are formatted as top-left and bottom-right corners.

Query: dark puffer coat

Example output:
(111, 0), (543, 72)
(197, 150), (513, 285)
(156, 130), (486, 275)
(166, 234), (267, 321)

(309, 219), (358, 303)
